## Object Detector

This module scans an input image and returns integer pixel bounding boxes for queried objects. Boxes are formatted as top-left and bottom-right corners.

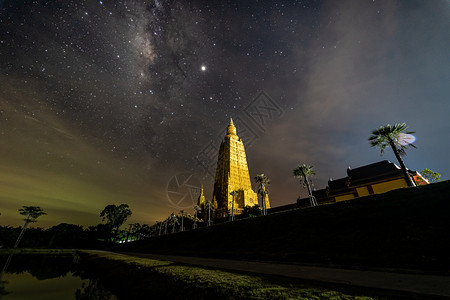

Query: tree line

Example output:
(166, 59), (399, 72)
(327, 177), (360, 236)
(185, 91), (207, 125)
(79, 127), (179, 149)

(0, 204), (146, 249)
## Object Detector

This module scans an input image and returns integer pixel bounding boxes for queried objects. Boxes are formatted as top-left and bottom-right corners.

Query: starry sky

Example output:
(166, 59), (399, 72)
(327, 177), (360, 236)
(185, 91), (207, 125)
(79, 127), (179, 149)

(1, 0), (449, 228)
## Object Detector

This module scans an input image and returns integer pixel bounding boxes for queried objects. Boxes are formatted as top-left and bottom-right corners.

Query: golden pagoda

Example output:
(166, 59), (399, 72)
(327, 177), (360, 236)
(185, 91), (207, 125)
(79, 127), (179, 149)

(212, 118), (268, 215)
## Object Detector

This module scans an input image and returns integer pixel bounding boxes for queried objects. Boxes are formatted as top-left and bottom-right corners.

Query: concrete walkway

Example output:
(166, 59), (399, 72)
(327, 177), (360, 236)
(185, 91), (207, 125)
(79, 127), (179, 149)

(117, 252), (450, 298)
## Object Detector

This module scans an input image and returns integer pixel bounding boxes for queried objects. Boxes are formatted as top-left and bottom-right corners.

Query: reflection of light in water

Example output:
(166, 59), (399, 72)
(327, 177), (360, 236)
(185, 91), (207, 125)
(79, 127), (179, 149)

(398, 133), (416, 146)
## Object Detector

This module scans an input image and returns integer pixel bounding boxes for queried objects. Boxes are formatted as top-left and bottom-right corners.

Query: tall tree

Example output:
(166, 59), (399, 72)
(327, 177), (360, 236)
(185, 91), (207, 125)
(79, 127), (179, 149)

(254, 174), (270, 215)
(293, 164), (317, 207)
(169, 213), (179, 233)
(14, 206), (47, 248)
(369, 123), (416, 187)
(100, 204), (132, 242)
(1, 206), (46, 281)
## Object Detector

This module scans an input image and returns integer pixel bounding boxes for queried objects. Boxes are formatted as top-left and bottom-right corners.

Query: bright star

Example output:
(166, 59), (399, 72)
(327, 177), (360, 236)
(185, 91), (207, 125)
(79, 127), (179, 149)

(201, 65), (206, 71)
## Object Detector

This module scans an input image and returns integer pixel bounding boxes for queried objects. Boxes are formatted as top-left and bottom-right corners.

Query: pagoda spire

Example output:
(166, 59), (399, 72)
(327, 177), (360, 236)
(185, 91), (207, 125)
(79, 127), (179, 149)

(227, 118), (237, 136)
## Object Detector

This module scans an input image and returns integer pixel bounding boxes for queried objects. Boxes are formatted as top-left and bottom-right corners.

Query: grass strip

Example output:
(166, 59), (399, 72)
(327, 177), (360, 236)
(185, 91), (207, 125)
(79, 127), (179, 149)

(79, 250), (417, 299)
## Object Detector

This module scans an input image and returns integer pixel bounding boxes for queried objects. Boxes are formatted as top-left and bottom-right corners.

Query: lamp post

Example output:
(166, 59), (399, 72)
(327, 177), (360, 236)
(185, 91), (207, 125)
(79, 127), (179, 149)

(193, 205), (200, 229)
(164, 219), (168, 235)
(206, 200), (213, 227)
(179, 210), (185, 232)
(255, 174), (270, 216)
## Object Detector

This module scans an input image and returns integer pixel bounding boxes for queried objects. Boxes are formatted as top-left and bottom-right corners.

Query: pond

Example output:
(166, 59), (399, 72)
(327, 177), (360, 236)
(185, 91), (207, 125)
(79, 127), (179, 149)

(0, 254), (118, 300)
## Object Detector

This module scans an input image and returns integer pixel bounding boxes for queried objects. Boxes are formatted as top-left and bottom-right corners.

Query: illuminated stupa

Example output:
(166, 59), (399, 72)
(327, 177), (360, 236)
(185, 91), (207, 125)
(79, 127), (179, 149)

(212, 119), (268, 215)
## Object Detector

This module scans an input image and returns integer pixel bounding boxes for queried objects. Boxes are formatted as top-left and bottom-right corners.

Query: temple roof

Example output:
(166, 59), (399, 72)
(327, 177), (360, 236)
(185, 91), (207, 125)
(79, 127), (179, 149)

(347, 160), (406, 185)
(298, 160), (427, 206)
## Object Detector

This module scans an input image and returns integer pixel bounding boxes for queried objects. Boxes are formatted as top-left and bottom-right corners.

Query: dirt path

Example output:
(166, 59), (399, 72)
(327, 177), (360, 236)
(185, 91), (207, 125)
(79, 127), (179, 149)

(115, 251), (450, 298)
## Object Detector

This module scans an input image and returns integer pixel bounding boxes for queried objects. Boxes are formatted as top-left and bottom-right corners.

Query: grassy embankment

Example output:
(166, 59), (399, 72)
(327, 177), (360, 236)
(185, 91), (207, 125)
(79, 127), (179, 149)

(117, 181), (450, 273)
(79, 250), (399, 300)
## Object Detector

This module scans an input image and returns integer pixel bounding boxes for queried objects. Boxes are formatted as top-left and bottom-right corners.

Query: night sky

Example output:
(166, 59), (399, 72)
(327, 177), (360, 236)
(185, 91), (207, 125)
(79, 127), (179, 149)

(1, 0), (449, 228)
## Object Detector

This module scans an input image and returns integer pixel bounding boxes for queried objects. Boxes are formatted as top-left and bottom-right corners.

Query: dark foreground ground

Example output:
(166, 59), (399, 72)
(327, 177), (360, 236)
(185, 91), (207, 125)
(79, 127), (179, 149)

(80, 250), (450, 299)
(116, 181), (450, 273)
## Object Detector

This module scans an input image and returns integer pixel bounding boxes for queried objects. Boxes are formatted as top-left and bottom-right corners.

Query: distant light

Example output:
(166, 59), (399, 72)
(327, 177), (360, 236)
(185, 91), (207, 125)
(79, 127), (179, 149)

(201, 65), (206, 71)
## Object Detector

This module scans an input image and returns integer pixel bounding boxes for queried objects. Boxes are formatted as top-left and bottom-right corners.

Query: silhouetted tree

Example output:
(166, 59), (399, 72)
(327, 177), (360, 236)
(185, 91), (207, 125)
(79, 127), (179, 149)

(169, 213), (179, 233)
(47, 223), (85, 248)
(100, 204), (132, 242)
(241, 205), (261, 218)
(14, 206), (47, 248)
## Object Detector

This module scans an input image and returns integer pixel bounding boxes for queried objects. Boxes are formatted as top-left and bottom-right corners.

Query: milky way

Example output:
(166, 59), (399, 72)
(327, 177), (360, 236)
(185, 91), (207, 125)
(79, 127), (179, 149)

(1, 0), (449, 227)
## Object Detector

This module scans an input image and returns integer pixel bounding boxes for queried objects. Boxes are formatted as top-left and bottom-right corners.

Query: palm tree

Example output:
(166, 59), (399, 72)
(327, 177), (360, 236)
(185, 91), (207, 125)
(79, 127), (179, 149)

(169, 213), (179, 233)
(369, 123), (416, 187)
(254, 174), (270, 215)
(293, 164), (318, 207)
(229, 191), (238, 221)
(192, 205), (201, 229)
(14, 206), (47, 248)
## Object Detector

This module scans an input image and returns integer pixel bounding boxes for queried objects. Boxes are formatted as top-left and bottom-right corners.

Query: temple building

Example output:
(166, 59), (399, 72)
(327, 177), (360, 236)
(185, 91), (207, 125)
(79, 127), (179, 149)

(212, 119), (267, 216)
(297, 160), (428, 208)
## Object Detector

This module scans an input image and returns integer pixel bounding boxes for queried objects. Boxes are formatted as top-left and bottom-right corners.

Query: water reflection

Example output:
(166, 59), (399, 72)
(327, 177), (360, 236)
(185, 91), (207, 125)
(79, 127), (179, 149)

(75, 278), (117, 300)
(0, 279), (10, 298)
(0, 255), (117, 300)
